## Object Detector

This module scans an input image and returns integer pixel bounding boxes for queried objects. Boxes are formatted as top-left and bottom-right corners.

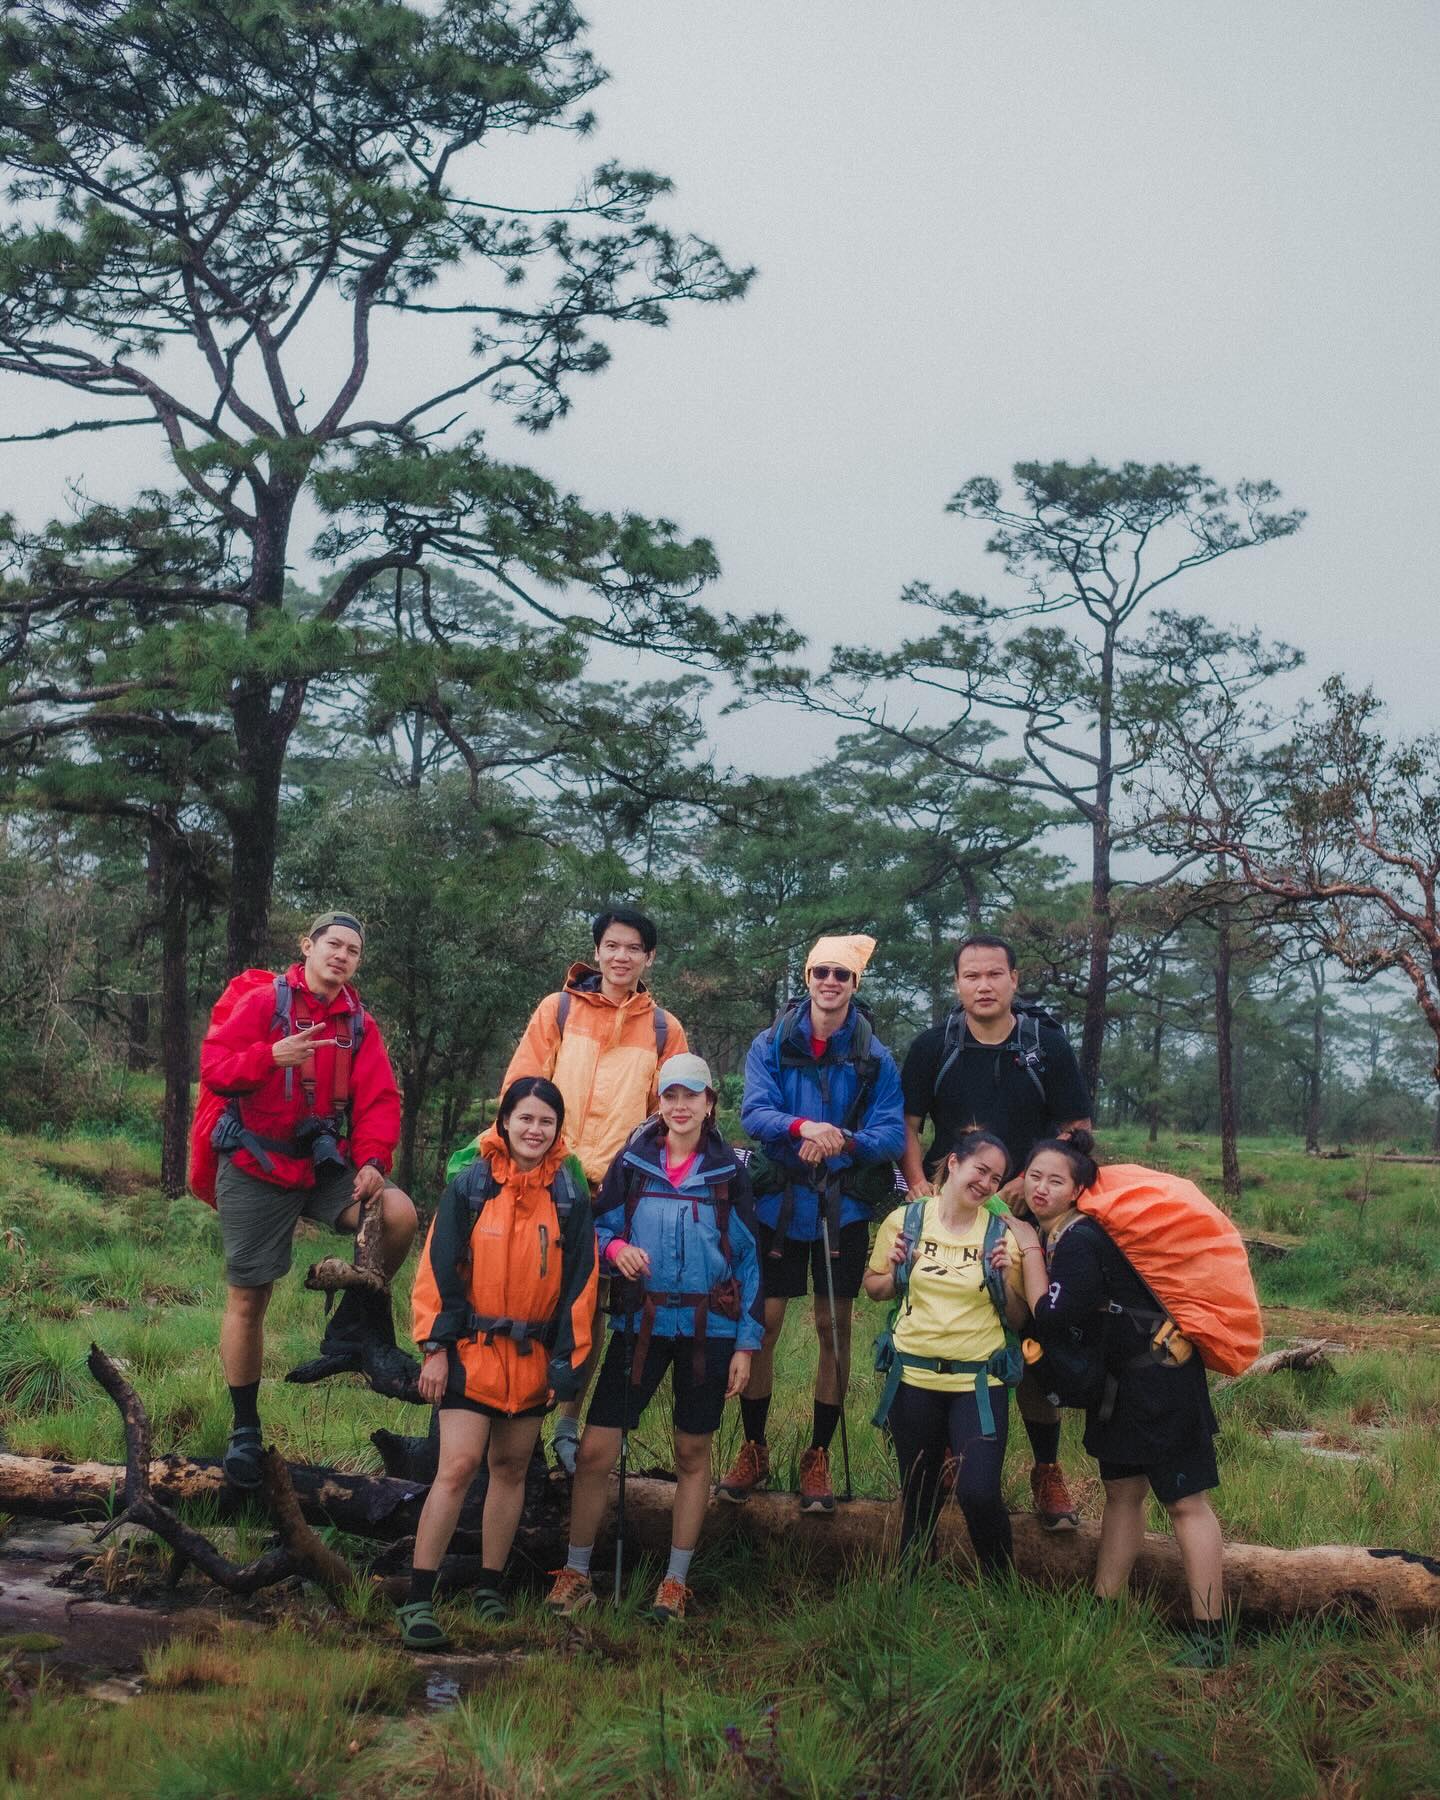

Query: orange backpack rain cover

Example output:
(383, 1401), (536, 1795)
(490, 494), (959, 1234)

(1077, 1164), (1262, 1376)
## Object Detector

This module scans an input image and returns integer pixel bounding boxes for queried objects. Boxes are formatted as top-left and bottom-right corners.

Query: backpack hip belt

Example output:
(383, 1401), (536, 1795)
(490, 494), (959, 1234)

(872, 1347), (1013, 1438)
(211, 1109), (319, 1175)
(622, 1288), (738, 1382)
(467, 1312), (553, 1354)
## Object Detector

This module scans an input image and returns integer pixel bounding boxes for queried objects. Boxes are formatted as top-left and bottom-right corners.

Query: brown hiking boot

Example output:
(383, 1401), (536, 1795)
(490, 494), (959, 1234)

(1031, 1462), (1079, 1531)
(544, 1566), (597, 1615)
(717, 1439), (770, 1505)
(649, 1576), (691, 1624)
(798, 1445), (835, 1515)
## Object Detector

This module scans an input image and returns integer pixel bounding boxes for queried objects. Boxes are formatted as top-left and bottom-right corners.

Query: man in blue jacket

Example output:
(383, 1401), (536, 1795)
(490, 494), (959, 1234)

(720, 933), (906, 1513)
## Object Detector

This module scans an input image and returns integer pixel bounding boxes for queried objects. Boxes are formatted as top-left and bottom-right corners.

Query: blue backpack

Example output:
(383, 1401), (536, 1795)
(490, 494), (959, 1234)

(871, 1198), (1021, 1439)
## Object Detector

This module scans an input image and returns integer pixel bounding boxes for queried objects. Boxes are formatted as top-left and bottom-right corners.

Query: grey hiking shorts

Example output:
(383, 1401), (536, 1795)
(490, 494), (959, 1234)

(215, 1154), (359, 1288)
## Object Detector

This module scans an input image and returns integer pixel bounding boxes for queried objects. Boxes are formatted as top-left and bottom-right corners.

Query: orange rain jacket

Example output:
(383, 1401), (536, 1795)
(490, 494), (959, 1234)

(497, 963), (689, 1185)
(410, 1127), (597, 1416)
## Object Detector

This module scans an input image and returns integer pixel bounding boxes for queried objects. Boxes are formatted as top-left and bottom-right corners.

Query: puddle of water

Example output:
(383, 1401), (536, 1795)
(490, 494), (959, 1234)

(425, 1672), (462, 1709)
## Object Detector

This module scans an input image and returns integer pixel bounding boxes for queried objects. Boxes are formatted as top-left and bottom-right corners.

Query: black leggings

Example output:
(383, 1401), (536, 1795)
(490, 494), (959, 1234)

(888, 1380), (1013, 1574)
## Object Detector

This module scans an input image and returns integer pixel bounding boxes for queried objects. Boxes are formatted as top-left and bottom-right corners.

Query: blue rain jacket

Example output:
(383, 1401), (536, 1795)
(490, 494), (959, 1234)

(594, 1119), (764, 1352)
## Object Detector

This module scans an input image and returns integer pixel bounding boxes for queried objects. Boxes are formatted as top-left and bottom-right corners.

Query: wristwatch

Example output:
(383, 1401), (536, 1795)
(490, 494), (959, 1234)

(422, 1340), (446, 1354)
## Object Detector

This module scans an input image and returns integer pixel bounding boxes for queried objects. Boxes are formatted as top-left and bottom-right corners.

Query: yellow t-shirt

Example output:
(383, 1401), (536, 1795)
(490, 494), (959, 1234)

(869, 1202), (1021, 1393)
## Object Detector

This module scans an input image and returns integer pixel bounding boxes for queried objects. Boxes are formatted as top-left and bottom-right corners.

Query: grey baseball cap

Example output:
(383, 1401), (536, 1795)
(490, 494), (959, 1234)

(657, 1053), (714, 1093)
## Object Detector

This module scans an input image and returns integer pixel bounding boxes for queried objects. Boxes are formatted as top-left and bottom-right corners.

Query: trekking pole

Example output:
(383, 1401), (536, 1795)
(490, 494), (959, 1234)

(819, 1206), (854, 1503)
(615, 1290), (635, 1607)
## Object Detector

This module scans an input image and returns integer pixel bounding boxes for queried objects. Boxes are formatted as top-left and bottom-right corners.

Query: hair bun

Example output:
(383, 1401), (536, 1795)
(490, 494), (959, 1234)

(1062, 1127), (1096, 1158)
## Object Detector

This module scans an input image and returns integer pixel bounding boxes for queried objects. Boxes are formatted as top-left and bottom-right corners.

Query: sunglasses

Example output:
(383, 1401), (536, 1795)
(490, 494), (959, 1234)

(809, 965), (854, 983)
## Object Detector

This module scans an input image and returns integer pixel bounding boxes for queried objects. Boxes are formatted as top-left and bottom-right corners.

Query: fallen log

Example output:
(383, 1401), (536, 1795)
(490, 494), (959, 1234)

(5, 1449), (1440, 1626)
(1242, 1233), (1301, 1263)
(1239, 1338), (1346, 1378)
(82, 1345), (354, 1599)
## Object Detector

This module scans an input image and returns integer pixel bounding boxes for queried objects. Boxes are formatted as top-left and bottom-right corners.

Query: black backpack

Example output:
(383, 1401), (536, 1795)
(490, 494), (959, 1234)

(931, 1000), (1060, 1106)
(769, 994), (882, 1133)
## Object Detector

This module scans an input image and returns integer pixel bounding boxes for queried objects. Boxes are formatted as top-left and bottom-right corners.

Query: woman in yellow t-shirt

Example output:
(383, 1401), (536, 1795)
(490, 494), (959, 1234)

(864, 1129), (1030, 1568)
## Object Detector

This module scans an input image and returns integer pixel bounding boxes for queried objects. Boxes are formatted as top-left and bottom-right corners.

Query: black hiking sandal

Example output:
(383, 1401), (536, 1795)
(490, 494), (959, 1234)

(222, 1425), (265, 1492)
(396, 1600), (451, 1651)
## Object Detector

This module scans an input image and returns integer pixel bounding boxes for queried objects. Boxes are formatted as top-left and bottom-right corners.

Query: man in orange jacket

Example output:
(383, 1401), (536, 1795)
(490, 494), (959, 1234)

(490, 905), (689, 1471)
(198, 912), (417, 1488)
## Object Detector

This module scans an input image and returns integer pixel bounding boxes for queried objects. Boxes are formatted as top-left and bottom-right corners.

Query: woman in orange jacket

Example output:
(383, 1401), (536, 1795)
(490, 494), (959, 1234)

(397, 1077), (597, 1650)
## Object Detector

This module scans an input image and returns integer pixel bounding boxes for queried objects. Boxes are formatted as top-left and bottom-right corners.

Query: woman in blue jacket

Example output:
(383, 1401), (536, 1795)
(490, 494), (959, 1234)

(545, 1053), (764, 1625)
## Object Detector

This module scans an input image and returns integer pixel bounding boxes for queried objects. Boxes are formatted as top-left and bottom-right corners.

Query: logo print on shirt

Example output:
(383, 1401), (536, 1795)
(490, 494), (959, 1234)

(918, 1236), (984, 1282)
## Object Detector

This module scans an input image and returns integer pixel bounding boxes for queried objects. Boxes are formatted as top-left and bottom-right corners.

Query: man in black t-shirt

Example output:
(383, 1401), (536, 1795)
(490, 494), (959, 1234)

(899, 933), (1092, 1531)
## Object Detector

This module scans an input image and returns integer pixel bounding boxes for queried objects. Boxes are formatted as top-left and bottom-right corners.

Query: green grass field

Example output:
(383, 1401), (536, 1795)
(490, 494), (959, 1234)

(2, 1124), (1439, 1797)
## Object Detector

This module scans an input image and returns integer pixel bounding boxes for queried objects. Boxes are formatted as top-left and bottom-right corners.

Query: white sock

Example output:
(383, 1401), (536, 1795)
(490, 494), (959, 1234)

(566, 1543), (592, 1576)
(665, 1545), (694, 1585)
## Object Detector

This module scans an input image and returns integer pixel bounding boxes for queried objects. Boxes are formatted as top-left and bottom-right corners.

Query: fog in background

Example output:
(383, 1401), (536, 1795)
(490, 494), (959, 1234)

(3, 1), (1435, 773)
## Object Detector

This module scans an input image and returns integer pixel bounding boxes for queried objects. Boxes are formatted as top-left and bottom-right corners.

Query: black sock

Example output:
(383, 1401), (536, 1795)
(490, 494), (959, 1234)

(478, 1566), (504, 1594)
(811, 1401), (841, 1452)
(1025, 1419), (1061, 1465)
(408, 1566), (438, 1604)
(229, 1380), (261, 1431)
(740, 1394), (772, 1446)
(1187, 1617), (1225, 1637)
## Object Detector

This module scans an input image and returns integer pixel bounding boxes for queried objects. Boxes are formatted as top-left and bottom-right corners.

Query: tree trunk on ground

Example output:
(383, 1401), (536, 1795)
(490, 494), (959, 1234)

(157, 823), (191, 1199)
(6, 1451), (1440, 1626)
(1213, 875), (1241, 1204)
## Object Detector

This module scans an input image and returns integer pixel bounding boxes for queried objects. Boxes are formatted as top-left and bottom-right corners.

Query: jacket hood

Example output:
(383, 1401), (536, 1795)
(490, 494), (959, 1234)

(478, 1122), (571, 1191)
(563, 961), (653, 1004)
(623, 1114), (735, 1181)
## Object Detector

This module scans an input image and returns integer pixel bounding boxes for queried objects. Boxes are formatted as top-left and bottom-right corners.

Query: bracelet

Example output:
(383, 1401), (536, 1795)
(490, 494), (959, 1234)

(1020, 1246), (1045, 1257)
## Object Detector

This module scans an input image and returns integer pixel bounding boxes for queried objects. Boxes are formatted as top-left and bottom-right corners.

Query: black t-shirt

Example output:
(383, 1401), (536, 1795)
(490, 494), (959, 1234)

(900, 1010), (1091, 1178)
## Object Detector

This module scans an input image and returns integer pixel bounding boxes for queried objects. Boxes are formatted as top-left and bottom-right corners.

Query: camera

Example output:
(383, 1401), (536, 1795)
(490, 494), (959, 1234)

(292, 1115), (347, 1172)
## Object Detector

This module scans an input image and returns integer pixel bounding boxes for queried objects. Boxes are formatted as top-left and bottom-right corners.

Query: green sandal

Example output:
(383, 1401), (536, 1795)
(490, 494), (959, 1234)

(472, 1586), (510, 1625)
(396, 1600), (451, 1651)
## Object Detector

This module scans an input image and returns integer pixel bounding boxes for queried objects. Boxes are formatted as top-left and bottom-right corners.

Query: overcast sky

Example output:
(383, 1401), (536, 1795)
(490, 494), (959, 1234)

(4, 1), (1436, 775)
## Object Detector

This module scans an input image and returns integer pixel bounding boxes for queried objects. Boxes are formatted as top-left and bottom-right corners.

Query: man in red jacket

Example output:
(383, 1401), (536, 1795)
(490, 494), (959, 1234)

(200, 911), (416, 1488)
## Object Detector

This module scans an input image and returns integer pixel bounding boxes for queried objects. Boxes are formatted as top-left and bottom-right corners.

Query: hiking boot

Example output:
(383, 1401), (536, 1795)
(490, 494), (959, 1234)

(648, 1576), (690, 1624)
(1030, 1461), (1079, 1531)
(798, 1445), (835, 1515)
(222, 1425), (264, 1492)
(716, 1439), (770, 1504)
(544, 1566), (596, 1616)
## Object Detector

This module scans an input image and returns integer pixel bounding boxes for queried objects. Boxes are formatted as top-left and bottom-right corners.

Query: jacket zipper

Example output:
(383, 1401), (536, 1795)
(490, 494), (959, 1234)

(538, 1223), (549, 1280)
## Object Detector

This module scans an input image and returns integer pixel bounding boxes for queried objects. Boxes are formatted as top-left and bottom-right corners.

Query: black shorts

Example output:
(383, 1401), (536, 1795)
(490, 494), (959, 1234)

(756, 1217), (869, 1300)
(586, 1330), (734, 1437)
(1098, 1439), (1219, 1506)
(438, 1394), (549, 1422)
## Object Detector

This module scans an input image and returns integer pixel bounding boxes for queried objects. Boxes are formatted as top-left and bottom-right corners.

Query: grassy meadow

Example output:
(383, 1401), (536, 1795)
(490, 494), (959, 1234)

(2, 1118), (1440, 1796)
